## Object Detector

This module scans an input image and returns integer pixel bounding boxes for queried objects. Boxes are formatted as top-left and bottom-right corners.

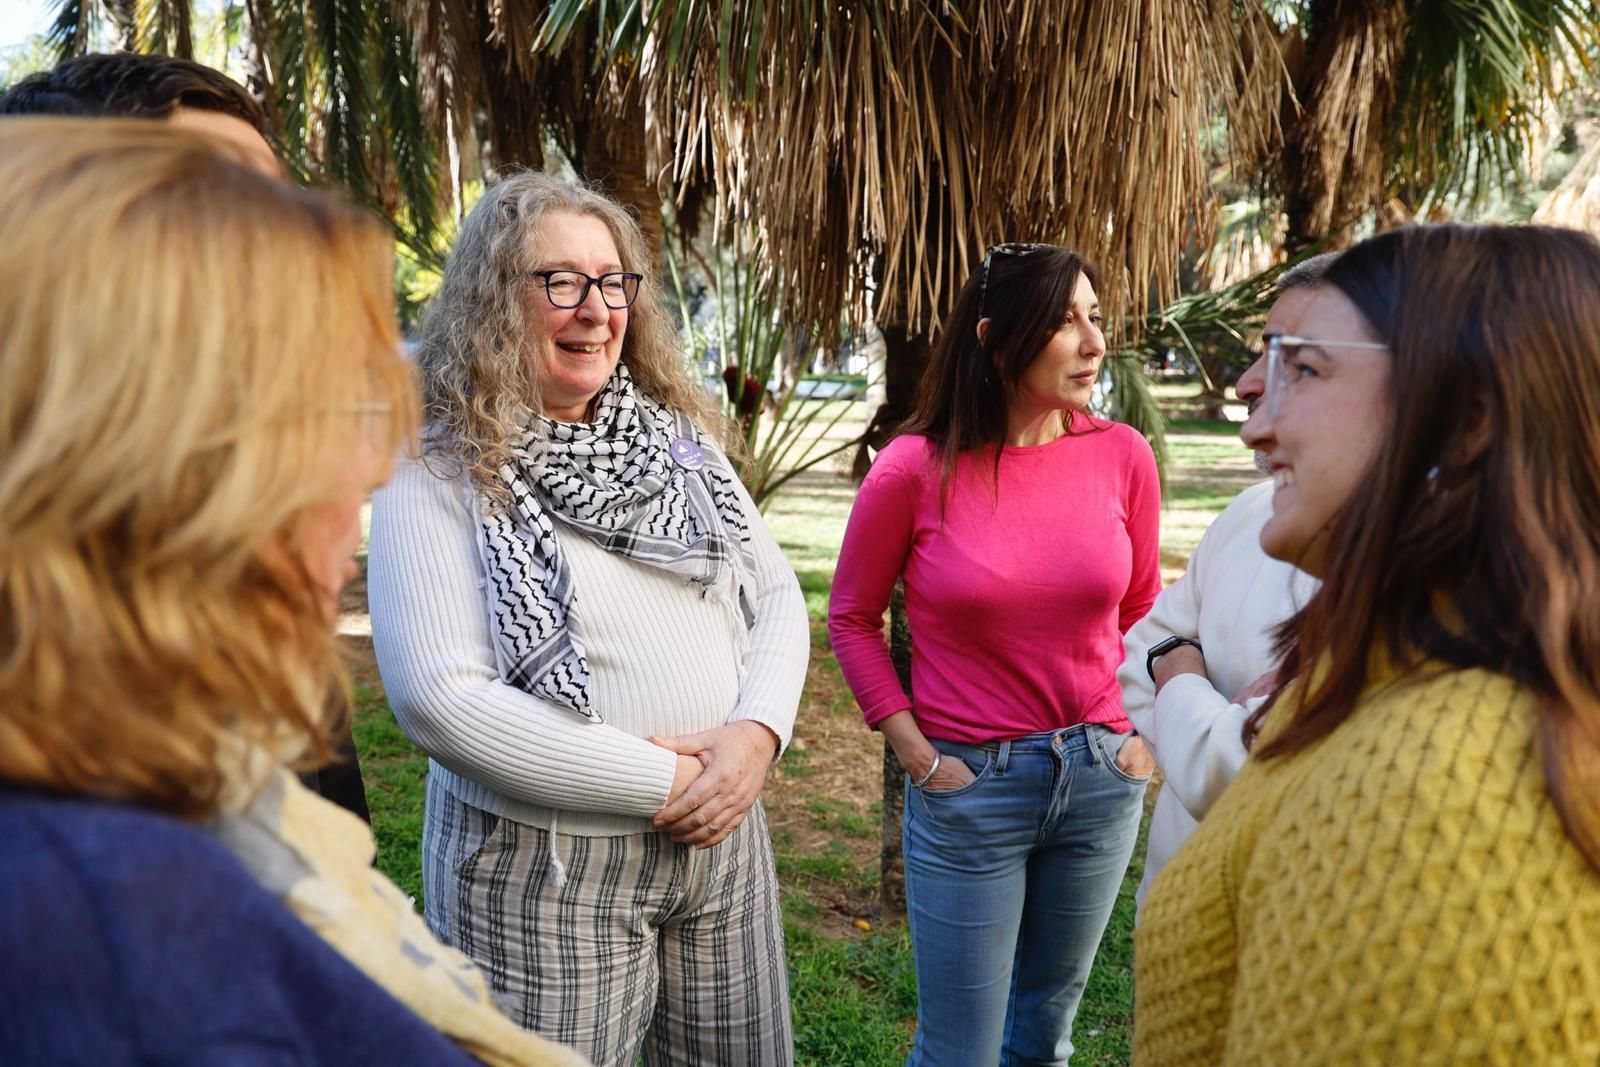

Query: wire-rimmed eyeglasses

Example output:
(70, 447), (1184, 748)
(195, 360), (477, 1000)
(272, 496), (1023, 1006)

(1262, 332), (1389, 419)
(523, 269), (643, 309)
(977, 242), (1049, 322)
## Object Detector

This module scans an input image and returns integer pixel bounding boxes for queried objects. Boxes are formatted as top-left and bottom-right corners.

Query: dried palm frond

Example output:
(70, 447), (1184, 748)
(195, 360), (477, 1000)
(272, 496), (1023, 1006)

(1394, 0), (1600, 212)
(1276, 0), (1409, 248)
(537, 0), (1286, 338)
(1534, 137), (1600, 234)
(1275, 0), (1600, 248)
(136, 0), (194, 58)
(1199, 196), (1288, 287)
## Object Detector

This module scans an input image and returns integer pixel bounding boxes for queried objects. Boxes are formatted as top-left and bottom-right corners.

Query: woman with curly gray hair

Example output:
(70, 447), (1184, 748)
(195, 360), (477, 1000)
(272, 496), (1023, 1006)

(367, 172), (807, 1066)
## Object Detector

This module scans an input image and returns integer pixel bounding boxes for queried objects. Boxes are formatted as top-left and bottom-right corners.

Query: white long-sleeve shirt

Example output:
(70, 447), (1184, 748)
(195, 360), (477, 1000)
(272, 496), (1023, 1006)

(1118, 480), (1318, 907)
(367, 450), (809, 837)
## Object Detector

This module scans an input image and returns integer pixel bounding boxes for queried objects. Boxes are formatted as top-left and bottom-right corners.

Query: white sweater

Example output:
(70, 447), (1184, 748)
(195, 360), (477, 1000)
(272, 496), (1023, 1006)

(1118, 480), (1319, 907)
(367, 451), (809, 837)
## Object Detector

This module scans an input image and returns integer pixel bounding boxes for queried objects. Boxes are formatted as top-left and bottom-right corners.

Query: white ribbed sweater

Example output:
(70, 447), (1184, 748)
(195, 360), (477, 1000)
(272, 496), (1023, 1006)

(1118, 480), (1319, 906)
(367, 451), (809, 837)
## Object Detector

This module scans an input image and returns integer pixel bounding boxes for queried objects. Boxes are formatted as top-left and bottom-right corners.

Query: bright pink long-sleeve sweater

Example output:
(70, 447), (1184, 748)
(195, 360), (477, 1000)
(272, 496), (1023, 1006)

(828, 424), (1161, 744)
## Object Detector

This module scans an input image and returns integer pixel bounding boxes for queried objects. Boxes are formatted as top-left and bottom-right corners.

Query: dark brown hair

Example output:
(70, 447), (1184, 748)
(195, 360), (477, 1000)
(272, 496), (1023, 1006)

(0, 52), (265, 133)
(899, 244), (1105, 497)
(1247, 223), (1600, 872)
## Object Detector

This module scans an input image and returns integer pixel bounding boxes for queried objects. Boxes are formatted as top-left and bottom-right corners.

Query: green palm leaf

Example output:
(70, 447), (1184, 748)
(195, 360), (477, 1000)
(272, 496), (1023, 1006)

(372, 3), (439, 250)
(45, 0), (101, 60)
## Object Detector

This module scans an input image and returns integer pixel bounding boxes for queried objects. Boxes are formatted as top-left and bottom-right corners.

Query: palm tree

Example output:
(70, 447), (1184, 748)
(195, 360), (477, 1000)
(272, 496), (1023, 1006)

(46, 0), (1594, 911)
(1265, 0), (1600, 250)
(522, 0), (1287, 911)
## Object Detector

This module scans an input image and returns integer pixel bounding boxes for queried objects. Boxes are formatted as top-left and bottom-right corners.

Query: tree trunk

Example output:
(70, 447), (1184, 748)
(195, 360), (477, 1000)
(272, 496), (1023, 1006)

(240, 0), (279, 136)
(879, 582), (912, 916)
(865, 320), (932, 916)
(852, 320), (931, 480)
(1280, 0), (1409, 252)
(478, 56), (545, 174)
(582, 82), (662, 263)
(1195, 349), (1233, 417)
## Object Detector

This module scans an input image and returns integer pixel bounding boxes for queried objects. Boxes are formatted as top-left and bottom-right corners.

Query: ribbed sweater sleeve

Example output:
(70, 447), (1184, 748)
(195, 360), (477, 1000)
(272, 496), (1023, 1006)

(367, 455), (678, 818)
(826, 444), (918, 727)
(722, 472), (809, 751)
(1119, 514), (1251, 822)
(1117, 434), (1163, 635)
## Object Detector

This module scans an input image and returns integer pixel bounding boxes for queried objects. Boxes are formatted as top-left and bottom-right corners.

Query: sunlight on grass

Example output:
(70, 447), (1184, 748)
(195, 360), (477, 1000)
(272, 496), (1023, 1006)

(348, 403), (1232, 1065)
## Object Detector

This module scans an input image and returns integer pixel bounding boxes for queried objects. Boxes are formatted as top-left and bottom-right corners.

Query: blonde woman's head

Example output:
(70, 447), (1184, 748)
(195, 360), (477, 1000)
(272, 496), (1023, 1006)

(0, 118), (415, 817)
(415, 170), (724, 497)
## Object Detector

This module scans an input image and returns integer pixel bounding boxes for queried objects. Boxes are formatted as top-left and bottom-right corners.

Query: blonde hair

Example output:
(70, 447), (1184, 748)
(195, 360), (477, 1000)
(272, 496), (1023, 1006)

(0, 119), (416, 818)
(415, 170), (725, 501)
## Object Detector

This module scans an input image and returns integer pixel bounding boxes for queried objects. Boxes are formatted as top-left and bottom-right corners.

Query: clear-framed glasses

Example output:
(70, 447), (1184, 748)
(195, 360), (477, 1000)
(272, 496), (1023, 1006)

(977, 242), (1049, 322)
(332, 401), (395, 445)
(523, 269), (643, 309)
(1262, 333), (1389, 419)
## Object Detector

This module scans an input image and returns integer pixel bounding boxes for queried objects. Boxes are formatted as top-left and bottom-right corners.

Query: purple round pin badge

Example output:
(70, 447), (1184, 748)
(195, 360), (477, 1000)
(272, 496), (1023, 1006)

(668, 436), (706, 471)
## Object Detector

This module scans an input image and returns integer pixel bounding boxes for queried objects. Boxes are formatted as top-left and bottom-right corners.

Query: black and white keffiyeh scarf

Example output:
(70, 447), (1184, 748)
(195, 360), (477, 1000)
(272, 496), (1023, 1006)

(481, 364), (756, 721)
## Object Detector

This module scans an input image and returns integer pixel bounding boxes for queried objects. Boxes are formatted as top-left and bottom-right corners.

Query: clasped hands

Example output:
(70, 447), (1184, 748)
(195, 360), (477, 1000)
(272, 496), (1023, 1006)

(650, 720), (779, 849)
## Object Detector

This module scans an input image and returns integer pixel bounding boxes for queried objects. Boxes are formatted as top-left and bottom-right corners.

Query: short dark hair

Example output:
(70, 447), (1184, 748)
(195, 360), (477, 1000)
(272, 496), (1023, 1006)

(1273, 250), (1341, 293)
(0, 52), (265, 134)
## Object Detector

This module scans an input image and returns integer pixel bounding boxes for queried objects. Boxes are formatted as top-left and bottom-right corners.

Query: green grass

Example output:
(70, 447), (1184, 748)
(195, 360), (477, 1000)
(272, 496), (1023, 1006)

(351, 436), (1222, 1065)
(787, 913), (919, 1064)
(804, 796), (879, 839)
(352, 684), (428, 903)
(1167, 416), (1241, 437)
(355, 646), (1154, 1067)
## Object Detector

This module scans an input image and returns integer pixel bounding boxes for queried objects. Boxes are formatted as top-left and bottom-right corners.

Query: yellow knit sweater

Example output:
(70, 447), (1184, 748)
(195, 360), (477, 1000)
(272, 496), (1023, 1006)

(1134, 665), (1600, 1066)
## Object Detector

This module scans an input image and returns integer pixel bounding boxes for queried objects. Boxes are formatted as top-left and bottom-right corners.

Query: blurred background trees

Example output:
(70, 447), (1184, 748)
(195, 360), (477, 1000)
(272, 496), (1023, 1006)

(15, 0), (1599, 458)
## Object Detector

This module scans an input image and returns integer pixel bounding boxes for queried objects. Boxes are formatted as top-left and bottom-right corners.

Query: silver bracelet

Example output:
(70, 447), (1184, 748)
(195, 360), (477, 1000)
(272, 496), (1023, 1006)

(912, 752), (942, 789)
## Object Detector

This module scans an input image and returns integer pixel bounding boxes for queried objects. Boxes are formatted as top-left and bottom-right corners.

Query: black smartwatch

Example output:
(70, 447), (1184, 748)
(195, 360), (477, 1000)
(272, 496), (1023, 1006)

(1146, 635), (1203, 682)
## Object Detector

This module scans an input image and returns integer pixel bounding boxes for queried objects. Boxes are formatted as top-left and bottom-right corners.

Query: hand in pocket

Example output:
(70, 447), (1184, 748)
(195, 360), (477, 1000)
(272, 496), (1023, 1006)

(923, 754), (977, 792)
(1114, 734), (1156, 779)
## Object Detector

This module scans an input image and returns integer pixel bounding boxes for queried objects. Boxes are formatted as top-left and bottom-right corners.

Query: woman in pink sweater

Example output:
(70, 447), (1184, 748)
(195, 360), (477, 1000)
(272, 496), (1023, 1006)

(829, 244), (1161, 1065)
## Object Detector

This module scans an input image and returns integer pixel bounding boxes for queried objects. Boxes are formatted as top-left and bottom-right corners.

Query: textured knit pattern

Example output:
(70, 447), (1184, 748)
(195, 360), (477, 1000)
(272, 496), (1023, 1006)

(368, 446), (808, 837)
(486, 367), (755, 719)
(829, 425), (1161, 743)
(1134, 666), (1600, 1066)
(423, 782), (791, 1067)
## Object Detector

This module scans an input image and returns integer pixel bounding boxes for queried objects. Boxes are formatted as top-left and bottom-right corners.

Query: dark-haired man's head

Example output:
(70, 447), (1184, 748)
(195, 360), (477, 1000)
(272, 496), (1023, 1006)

(1, 52), (278, 176)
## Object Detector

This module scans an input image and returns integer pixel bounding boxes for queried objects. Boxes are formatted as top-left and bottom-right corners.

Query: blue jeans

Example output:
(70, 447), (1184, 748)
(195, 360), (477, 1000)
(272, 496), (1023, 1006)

(902, 724), (1147, 1066)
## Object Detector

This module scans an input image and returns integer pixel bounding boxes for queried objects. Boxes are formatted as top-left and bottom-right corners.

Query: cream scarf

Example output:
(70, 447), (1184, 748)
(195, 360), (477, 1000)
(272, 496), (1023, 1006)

(211, 766), (589, 1067)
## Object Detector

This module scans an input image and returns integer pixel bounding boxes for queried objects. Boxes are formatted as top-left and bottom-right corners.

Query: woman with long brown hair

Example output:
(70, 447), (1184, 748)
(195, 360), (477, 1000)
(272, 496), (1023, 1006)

(0, 119), (582, 1067)
(1135, 223), (1600, 1064)
(830, 243), (1161, 1064)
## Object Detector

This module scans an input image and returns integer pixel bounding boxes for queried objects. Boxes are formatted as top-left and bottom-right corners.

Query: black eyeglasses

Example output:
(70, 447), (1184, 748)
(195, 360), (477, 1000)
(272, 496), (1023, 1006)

(977, 243), (1049, 321)
(523, 269), (643, 309)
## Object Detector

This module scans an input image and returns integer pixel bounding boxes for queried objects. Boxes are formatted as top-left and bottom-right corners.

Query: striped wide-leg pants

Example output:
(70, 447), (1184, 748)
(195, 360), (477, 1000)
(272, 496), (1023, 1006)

(422, 778), (793, 1067)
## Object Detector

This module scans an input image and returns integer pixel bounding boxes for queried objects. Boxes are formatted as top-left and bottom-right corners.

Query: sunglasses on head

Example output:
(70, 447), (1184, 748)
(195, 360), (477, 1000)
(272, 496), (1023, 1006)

(977, 243), (1053, 321)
